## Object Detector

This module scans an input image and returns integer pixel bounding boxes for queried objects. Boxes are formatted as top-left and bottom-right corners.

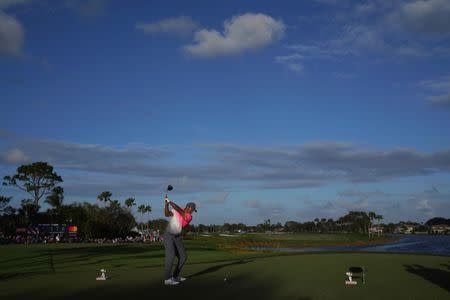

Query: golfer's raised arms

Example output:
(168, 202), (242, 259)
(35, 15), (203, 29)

(168, 200), (186, 218)
(164, 198), (173, 217)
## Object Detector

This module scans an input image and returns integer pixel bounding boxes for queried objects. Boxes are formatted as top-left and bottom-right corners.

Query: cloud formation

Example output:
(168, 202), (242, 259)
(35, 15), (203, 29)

(420, 75), (450, 108)
(2, 133), (450, 195)
(0, 135), (171, 174)
(136, 16), (200, 37)
(4, 148), (28, 164)
(337, 189), (393, 201)
(184, 13), (285, 57)
(275, 53), (304, 73)
(208, 142), (450, 186)
(1, 132), (450, 222)
(296, 200), (339, 220)
(0, 12), (24, 57)
(278, 0), (450, 72)
(295, 188), (450, 223)
(427, 93), (450, 107)
(243, 199), (284, 218)
(397, 0), (450, 35)
(205, 192), (230, 204)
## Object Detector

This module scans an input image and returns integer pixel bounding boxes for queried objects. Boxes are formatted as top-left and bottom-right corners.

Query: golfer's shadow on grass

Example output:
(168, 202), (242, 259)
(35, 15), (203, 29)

(189, 260), (253, 278)
(404, 264), (450, 292)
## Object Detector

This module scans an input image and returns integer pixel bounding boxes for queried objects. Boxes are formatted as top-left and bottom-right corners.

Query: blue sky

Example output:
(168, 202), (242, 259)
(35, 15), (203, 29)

(1, 0), (450, 225)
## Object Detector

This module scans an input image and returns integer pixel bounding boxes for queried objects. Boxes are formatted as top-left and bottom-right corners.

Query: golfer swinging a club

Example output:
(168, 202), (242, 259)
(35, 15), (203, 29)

(163, 195), (197, 285)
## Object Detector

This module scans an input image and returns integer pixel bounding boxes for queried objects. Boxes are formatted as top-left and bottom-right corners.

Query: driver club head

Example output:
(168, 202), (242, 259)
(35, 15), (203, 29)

(167, 185), (173, 192)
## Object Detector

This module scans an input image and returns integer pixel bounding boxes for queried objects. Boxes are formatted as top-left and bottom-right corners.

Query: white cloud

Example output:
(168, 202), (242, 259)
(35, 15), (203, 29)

(333, 25), (386, 54)
(275, 53), (304, 73)
(136, 16), (199, 37)
(4, 148), (28, 164)
(433, 46), (450, 55)
(416, 198), (433, 216)
(0, 12), (24, 57)
(184, 13), (285, 57)
(244, 199), (284, 218)
(427, 93), (450, 107)
(420, 76), (450, 91)
(296, 199), (340, 220)
(420, 75), (450, 108)
(244, 199), (261, 209)
(205, 192), (230, 204)
(279, 25), (385, 73)
(338, 189), (391, 199)
(396, 46), (425, 57)
(279, 0), (450, 73)
(354, 2), (377, 16)
(3, 133), (450, 191)
(398, 0), (450, 35)
(295, 187), (450, 223)
(336, 198), (370, 210)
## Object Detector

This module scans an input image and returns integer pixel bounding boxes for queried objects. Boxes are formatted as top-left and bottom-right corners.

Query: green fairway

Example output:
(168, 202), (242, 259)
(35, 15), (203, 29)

(1, 235), (449, 300)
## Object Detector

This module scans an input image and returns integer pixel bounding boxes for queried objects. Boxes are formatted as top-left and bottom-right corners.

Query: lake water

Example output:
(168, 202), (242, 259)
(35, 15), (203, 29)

(248, 235), (450, 256)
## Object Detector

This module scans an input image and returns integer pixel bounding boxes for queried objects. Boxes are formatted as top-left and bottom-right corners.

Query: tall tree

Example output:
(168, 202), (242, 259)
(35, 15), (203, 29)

(338, 211), (370, 234)
(3, 162), (63, 206)
(368, 211), (377, 228)
(125, 197), (136, 210)
(147, 218), (168, 232)
(97, 191), (112, 205)
(0, 195), (12, 214)
(375, 214), (383, 225)
(137, 204), (152, 232)
(19, 199), (40, 224)
(0, 195), (17, 235)
(45, 186), (64, 209)
(425, 217), (450, 226)
(109, 200), (121, 209)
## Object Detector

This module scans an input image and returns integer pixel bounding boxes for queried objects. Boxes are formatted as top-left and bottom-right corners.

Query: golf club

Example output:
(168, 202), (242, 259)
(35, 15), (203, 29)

(165, 184), (173, 199)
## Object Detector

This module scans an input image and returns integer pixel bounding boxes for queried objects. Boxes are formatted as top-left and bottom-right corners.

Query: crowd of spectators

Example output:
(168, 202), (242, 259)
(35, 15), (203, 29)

(0, 229), (163, 244)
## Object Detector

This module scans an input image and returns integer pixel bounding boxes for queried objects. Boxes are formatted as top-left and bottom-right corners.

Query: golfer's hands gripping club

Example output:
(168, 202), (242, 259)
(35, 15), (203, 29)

(165, 196), (170, 204)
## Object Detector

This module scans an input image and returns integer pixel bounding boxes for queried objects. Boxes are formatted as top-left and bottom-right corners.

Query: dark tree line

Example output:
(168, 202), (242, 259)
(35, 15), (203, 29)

(1, 162), (139, 239)
(1, 162), (448, 240)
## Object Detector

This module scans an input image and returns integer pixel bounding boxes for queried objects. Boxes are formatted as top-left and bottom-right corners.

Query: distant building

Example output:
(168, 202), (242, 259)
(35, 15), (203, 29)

(394, 224), (416, 234)
(431, 225), (450, 234)
(369, 226), (383, 236)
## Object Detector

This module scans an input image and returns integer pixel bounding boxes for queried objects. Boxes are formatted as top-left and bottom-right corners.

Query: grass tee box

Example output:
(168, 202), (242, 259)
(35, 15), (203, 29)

(0, 234), (449, 300)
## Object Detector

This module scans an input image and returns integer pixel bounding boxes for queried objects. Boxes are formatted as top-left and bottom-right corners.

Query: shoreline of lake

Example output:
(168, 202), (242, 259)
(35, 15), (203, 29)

(246, 234), (450, 256)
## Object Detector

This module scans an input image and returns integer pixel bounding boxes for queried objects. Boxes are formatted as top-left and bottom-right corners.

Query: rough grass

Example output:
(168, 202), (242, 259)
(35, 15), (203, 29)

(0, 234), (448, 300)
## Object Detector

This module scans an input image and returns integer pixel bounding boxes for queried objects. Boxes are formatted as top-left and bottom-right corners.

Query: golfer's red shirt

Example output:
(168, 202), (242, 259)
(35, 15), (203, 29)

(174, 210), (192, 228)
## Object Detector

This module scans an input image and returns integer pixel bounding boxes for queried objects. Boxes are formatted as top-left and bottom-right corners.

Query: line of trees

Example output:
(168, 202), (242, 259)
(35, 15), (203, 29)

(1, 162), (448, 240)
(0, 162), (140, 239)
(190, 212), (382, 234)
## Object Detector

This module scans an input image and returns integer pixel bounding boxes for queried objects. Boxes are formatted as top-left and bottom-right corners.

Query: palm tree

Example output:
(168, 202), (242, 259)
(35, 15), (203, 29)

(109, 200), (121, 209)
(368, 212), (376, 224)
(125, 197), (136, 211)
(375, 214), (383, 225)
(137, 204), (152, 232)
(97, 191), (112, 205)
